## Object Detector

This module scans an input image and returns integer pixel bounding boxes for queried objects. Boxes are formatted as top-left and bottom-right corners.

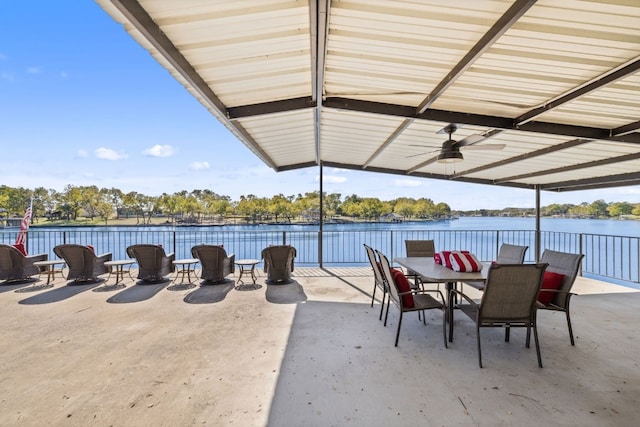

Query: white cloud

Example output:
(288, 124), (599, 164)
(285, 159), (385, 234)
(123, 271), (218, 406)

(95, 147), (128, 160)
(1, 72), (14, 81)
(77, 149), (88, 158)
(59, 71), (68, 78)
(0, 53), (7, 60)
(142, 144), (176, 157)
(190, 161), (210, 171)
(321, 175), (347, 184)
(26, 66), (41, 74)
(394, 179), (422, 188)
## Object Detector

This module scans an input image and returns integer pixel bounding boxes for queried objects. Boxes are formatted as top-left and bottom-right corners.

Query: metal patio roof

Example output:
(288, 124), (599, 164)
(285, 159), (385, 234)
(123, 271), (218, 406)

(96, 0), (640, 193)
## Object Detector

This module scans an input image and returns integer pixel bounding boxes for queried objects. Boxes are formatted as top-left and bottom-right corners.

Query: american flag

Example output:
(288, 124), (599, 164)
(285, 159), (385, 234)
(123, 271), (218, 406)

(15, 199), (32, 247)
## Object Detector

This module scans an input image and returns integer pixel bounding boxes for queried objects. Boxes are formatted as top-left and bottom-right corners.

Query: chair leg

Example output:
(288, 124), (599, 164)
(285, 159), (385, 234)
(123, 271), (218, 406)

(533, 325), (543, 368)
(442, 308), (448, 348)
(565, 309), (575, 346)
(525, 326), (531, 348)
(477, 325), (483, 368)
(371, 282), (377, 307)
(505, 324), (510, 342)
(383, 295), (391, 327)
(378, 288), (386, 321)
(394, 311), (404, 347)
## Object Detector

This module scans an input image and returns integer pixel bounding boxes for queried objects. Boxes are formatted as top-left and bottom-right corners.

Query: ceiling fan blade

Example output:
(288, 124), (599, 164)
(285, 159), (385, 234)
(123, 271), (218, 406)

(456, 134), (484, 147)
(405, 152), (429, 158)
(405, 148), (440, 158)
(436, 123), (460, 135)
(461, 144), (506, 151)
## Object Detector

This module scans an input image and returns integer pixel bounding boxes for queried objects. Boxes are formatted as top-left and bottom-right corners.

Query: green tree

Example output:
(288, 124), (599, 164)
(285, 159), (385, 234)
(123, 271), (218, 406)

(82, 185), (101, 220)
(414, 198), (435, 218)
(394, 198), (415, 219)
(96, 201), (114, 225)
(62, 185), (84, 220)
(607, 202), (633, 217)
(107, 188), (124, 219)
(588, 199), (609, 218)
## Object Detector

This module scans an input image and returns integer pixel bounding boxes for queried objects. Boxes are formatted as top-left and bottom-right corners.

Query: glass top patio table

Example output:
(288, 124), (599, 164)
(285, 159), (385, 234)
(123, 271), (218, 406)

(394, 257), (489, 342)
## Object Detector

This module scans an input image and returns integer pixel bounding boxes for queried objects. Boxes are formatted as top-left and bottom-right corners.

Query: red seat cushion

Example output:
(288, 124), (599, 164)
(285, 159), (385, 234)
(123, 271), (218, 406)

(538, 271), (565, 305)
(391, 268), (415, 308)
(86, 245), (95, 253)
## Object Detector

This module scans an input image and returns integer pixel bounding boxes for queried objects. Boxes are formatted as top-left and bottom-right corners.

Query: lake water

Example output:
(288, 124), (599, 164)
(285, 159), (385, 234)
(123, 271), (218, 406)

(4, 216), (640, 289)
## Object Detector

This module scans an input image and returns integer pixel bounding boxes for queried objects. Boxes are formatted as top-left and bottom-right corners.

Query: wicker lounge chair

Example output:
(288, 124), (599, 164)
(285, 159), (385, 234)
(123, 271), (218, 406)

(126, 244), (175, 283)
(538, 249), (585, 345)
(191, 245), (235, 284)
(0, 244), (48, 283)
(377, 249), (447, 347)
(53, 244), (112, 283)
(453, 263), (548, 368)
(261, 245), (296, 283)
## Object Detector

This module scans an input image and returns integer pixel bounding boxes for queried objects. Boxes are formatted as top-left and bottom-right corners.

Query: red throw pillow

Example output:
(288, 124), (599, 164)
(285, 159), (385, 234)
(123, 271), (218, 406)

(13, 243), (27, 256)
(391, 268), (415, 308)
(449, 251), (483, 272)
(86, 245), (95, 253)
(538, 271), (565, 305)
(436, 251), (453, 268)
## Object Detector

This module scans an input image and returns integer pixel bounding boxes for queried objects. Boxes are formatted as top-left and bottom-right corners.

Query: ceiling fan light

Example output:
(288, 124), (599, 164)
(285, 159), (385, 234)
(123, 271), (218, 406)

(437, 140), (464, 163)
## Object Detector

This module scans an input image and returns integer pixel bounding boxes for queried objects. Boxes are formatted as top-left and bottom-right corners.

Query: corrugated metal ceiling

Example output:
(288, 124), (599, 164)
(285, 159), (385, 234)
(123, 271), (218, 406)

(96, 0), (640, 192)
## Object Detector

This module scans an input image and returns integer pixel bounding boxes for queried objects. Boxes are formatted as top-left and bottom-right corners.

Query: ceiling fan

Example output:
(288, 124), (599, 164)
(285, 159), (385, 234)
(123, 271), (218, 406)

(408, 124), (505, 163)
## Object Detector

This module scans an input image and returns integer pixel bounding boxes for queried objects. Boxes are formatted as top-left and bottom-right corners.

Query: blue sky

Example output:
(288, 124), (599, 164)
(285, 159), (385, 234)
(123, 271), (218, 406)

(2, 1), (640, 211)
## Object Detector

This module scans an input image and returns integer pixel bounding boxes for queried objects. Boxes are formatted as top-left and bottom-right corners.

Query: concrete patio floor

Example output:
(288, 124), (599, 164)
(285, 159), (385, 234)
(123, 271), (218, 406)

(1, 267), (639, 426)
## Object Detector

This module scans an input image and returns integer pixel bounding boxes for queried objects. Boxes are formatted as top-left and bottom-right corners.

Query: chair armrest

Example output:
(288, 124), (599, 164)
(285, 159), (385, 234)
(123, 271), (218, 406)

(537, 289), (576, 309)
(227, 253), (235, 273)
(97, 253), (113, 262)
(166, 252), (176, 272)
(451, 288), (478, 307)
(539, 289), (577, 296)
(27, 253), (48, 263)
(401, 288), (447, 304)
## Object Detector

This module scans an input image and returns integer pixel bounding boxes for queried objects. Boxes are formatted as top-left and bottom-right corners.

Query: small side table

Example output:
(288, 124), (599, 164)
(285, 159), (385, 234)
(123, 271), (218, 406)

(170, 258), (199, 289)
(33, 260), (66, 287)
(235, 259), (260, 289)
(98, 260), (135, 290)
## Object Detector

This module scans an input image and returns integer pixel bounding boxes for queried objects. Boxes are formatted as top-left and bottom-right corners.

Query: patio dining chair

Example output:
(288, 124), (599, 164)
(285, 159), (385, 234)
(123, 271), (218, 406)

(465, 243), (528, 291)
(53, 244), (112, 283)
(452, 263), (548, 368)
(404, 240), (439, 289)
(0, 244), (48, 283)
(126, 244), (175, 283)
(191, 244), (235, 284)
(538, 249), (584, 345)
(364, 244), (388, 320)
(376, 249), (447, 348)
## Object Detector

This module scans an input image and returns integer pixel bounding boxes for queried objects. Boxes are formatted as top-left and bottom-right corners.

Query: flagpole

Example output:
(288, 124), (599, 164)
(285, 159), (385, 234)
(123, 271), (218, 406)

(15, 198), (33, 254)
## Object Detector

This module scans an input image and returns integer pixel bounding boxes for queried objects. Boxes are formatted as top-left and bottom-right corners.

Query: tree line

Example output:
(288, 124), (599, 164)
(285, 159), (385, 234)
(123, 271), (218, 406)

(1, 185), (638, 226)
(0, 185), (452, 225)
(457, 200), (640, 218)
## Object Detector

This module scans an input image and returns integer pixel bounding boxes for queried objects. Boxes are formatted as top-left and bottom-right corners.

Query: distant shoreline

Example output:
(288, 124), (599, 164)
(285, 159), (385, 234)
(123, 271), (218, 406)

(24, 214), (639, 228)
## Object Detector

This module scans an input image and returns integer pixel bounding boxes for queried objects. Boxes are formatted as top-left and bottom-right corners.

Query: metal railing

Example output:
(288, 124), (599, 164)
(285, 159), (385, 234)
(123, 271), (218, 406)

(2, 227), (638, 287)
